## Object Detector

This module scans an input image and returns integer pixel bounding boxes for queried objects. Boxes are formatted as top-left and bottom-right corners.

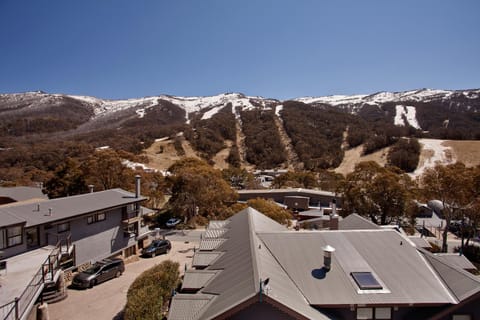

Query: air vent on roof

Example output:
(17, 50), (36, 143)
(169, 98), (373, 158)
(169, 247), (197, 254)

(323, 245), (335, 271)
(350, 272), (383, 290)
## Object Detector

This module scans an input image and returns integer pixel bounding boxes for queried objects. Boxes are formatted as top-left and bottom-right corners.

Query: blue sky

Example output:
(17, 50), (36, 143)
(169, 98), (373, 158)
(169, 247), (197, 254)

(1, 1), (479, 100)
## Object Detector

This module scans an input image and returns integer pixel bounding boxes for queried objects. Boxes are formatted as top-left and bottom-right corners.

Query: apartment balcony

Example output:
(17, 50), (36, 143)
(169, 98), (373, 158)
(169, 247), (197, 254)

(0, 242), (65, 320)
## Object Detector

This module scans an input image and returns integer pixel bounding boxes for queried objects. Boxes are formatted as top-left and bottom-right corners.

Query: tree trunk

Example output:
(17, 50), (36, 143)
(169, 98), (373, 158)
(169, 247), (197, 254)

(442, 224), (449, 253)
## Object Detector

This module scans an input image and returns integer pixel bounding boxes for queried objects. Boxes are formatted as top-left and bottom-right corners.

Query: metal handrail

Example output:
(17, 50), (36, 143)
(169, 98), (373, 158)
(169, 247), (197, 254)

(1, 239), (65, 320)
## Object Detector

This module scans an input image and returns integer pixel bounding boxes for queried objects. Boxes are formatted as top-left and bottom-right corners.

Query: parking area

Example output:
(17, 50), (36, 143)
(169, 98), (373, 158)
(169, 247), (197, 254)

(48, 231), (201, 320)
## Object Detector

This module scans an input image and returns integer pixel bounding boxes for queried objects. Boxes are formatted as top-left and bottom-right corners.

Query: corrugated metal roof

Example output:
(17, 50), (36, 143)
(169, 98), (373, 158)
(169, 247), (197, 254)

(204, 228), (227, 239)
(182, 270), (219, 290)
(421, 250), (480, 301)
(338, 213), (380, 230)
(434, 253), (477, 271)
(207, 220), (229, 229)
(168, 294), (215, 320)
(170, 207), (480, 320)
(199, 238), (225, 251)
(0, 189), (146, 227)
(259, 230), (456, 306)
(192, 252), (223, 268)
(199, 208), (260, 319)
(177, 207), (330, 320)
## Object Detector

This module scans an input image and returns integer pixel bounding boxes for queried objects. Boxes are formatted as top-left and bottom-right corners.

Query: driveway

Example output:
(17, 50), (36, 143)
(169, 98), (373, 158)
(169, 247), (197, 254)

(48, 232), (201, 320)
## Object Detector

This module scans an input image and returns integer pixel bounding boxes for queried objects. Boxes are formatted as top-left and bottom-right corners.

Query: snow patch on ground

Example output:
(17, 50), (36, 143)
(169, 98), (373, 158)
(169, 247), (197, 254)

(411, 139), (455, 177)
(122, 160), (158, 173)
(394, 105), (421, 129)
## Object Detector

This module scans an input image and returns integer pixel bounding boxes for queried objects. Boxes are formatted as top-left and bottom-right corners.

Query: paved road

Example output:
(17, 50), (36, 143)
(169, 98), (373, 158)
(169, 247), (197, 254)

(48, 235), (200, 320)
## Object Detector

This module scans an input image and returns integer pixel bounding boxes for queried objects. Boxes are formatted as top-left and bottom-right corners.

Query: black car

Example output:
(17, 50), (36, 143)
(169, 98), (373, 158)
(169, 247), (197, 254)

(142, 239), (171, 257)
(72, 258), (125, 289)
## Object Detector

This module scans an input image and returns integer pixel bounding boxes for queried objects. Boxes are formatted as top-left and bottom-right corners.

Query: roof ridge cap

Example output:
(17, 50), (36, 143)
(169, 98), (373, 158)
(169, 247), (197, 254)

(247, 209), (261, 292)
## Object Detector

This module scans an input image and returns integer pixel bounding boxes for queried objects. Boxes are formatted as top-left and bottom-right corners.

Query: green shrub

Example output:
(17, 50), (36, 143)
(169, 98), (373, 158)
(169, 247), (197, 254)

(125, 260), (180, 320)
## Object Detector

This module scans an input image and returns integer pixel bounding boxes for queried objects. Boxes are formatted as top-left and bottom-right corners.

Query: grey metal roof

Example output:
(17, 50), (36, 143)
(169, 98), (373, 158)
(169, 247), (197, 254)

(172, 207), (330, 320)
(198, 238), (226, 251)
(170, 207), (480, 320)
(433, 253), (477, 271)
(238, 188), (336, 197)
(192, 252), (223, 268)
(0, 186), (47, 202)
(168, 294), (216, 320)
(338, 213), (380, 230)
(199, 208), (260, 319)
(182, 270), (219, 290)
(0, 210), (25, 227)
(0, 189), (146, 227)
(408, 236), (433, 249)
(421, 250), (480, 301)
(203, 228), (227, 239)
(259, 230), (456, 306)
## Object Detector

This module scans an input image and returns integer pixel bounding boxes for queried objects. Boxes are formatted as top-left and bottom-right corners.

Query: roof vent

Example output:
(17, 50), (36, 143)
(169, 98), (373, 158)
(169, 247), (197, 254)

(322, 245), (335, 271)
(89, 185), (94, 193)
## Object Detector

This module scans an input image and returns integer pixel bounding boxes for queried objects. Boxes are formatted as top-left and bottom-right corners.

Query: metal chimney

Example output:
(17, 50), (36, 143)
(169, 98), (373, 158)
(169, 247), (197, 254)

(330, 198), (339, 230)
(135, 175), (141, 198)
(323, 245), (335, 271)
(48, 208), (52, 216)
(89, 185), (94, 193)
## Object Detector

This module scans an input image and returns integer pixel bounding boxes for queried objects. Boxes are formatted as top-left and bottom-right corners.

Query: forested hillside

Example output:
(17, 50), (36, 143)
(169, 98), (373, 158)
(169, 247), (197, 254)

(1, 89), (479, 186)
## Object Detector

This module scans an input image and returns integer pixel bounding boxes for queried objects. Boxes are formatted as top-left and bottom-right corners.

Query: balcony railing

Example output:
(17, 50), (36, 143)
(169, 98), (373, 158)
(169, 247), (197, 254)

(0, 237), (69, 320)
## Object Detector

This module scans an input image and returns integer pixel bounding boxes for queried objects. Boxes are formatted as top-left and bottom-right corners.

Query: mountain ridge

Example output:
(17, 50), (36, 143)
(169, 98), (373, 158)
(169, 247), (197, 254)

(1, 88), (480, 184)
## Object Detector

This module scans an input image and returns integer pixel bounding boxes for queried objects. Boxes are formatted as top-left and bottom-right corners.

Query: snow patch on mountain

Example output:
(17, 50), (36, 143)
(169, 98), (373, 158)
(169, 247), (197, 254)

(201, 105), (227, 120)
(394, 105), (421, 129)
(294, 89), (462, 111)
(411, 139), (455, 177)
(295, 94), (367, 106)
(275, 104), (283, 117)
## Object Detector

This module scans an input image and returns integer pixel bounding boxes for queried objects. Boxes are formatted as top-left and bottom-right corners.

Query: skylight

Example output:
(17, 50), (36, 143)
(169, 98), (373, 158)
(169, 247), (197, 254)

(351, 272), (383, 290)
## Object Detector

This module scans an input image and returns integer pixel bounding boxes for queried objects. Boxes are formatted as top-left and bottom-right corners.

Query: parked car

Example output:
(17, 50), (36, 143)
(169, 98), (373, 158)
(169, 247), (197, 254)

(166, 218), (181, 228)
(142, 239), (172, 257)
(72, 258), (125, 289)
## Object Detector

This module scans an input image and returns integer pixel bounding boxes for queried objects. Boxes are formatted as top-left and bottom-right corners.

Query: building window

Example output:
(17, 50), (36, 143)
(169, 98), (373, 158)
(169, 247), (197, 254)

(452, 315), (471, 320)
(6, 226), (23, 247)
(57, 222), (70, 233)
(87, 212), (106, 224)
(375, 307), (392, 319)
(357, 308), (373, 320)
(0, 229), (6, 249)
(124, 223), (137, 237)
(357, 307), (392, 320)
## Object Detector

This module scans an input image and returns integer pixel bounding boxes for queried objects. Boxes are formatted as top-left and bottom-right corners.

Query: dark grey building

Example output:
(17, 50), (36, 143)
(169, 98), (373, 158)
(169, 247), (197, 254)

(0, 180), (150, 320)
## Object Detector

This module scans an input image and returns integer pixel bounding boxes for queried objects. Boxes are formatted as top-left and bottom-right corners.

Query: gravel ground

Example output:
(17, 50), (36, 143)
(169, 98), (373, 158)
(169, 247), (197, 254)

(48, 236), (200, 320)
